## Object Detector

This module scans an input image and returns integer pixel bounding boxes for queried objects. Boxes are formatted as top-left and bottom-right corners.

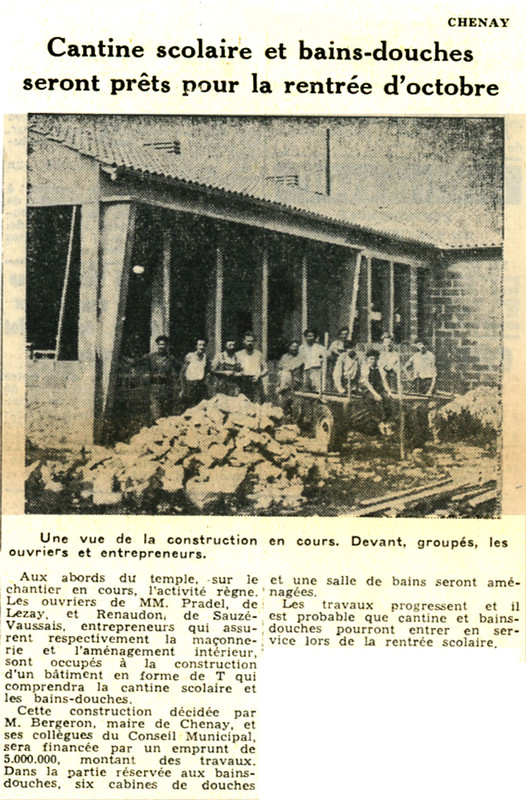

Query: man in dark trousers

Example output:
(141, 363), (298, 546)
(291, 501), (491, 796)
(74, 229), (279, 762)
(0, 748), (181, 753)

(144, 335), (177, 422)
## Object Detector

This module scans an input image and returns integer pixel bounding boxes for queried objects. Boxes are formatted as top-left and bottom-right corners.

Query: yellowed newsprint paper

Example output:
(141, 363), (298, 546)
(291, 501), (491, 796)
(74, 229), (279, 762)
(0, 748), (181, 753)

(2, 1), (526, 798)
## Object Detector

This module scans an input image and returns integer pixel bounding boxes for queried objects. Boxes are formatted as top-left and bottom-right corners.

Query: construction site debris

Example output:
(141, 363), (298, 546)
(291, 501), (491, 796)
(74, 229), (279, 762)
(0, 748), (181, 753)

(29, 395), (324, 513)
(434, 386), (500, 443)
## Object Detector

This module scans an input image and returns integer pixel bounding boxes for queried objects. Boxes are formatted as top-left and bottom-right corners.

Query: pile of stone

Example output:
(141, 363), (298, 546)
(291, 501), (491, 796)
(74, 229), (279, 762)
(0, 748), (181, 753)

(434, 386), (500, 443)
(33, 395), (334, 512)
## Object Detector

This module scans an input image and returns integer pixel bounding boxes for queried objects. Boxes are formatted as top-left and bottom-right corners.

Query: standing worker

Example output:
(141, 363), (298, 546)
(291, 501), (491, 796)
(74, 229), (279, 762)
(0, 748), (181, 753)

(143, 335), (177, 423)
(298, 328), (327, 393)
(211, 337), (243, 396)
(378, 332), (401, 396)
(179, 337), (209, 409)
(333, 340), (361, 396)
(237, 332), (268, 403)
(276, 339), (303, 414)
(404, 341), (437, 395)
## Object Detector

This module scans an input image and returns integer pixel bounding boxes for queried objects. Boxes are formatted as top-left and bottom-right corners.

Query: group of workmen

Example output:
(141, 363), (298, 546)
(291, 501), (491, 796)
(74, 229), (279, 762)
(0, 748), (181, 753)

(141, 326), (437, 424)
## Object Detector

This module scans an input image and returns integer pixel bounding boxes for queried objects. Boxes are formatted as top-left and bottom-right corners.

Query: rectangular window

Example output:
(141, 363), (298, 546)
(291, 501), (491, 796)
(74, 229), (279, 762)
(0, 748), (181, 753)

(26, 205), (80, 360)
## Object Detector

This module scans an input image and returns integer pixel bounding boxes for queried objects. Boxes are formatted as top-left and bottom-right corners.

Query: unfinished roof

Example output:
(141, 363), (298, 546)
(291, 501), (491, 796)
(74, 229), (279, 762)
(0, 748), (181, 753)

(28, 115), (503, 250)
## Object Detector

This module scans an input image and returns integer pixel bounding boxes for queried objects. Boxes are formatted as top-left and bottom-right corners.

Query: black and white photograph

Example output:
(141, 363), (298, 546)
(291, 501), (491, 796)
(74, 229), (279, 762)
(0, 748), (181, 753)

(25, 114), (503, 516)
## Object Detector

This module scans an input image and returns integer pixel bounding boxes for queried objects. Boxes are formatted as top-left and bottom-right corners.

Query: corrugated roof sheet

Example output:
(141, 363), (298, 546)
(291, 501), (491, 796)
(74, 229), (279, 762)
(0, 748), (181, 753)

(28, 116), (502, 250)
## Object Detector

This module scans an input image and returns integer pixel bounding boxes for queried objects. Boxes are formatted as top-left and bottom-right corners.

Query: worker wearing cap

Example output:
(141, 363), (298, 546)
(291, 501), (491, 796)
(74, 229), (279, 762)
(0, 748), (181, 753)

(180, 338), (209, 409)
(404, 341), (437, 395)
(143, 335), (177, 422)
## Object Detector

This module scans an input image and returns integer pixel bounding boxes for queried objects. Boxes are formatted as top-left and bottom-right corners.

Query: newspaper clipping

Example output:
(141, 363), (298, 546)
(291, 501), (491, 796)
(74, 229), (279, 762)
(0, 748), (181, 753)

(2, 2), (526, 798)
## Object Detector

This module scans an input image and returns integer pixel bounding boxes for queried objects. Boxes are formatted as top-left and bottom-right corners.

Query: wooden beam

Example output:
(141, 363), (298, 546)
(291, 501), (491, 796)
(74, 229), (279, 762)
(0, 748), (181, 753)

(260, 245), (269, 359)
(78, 201), (100, 443)
(100, 181), (431, 256)
(162, 227), (172, 334)
(150, 227), (172, 349)
(388, 260), (395, 337)
(301, 253), (308, 332)
(78, 202), (100, 364)
(366, 254), (372, 344)
(55, 206), (78, 360)
(215, 242), (224, 354)
(348, 251), (363, 338)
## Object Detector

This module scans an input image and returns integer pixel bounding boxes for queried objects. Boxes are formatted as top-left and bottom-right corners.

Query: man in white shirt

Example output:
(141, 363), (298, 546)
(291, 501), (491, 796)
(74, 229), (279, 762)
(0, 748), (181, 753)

(277, 339), (303, 413)
(333, 341), (361, 395)
(404, 341), (437, 395)
(377, 333), (401, 396)
(237, 332), (268, 403)
(180, 338), (209, 409)
(298, 328), (327, 393)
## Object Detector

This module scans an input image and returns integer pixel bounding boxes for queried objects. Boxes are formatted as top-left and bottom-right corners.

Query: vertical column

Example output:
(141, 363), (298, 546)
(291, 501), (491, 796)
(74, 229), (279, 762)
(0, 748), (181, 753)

(162, 228), (172, 335)
(150, 226), (172, 349)
(214, 241), (224, 354)
(409, 265), (419, 343)
(98, 202), (137, 426)
(301, 252), (308, 332)
(338, 252), (353, 331)
(366, 254), (372, 344)
(387, 260), (395, 337)
(78, 202), (100, 364)
(347, 251), (362, 337)
(260, 245), (269, 360)
(78, 201), (100, 443)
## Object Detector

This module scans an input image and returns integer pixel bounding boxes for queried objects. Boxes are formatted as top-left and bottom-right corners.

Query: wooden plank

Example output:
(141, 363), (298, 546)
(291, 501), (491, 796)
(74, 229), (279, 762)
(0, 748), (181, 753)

(366, 254), (372, 344)
(78, 201), (100, 364)
(357, 478), (453, 508)
(55, 206), (78, 361)
(354, 479), (497, 516)
(388, 260), (395, 336)
(468, 489), (498, 507)
(215, 242), (224, 354)
(301, 253), (308, 332)
(261, 245), (269, 360)
(348, 251), (363, 338)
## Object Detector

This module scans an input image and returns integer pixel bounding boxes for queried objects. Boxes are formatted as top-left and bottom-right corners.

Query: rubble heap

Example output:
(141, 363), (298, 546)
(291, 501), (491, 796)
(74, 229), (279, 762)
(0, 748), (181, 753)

(39, 395), (334, 513)
(434, 386), (500, 443)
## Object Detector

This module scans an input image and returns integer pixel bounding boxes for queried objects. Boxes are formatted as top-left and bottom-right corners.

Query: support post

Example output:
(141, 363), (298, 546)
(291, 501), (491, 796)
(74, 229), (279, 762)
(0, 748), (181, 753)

(301, 252), (308, 332)
(78, 202), (100, 364)
(78, 201), (100, 443)
(215, 241), (224, 353)
(260, 245), (269, 359)
(150, 226), (172, 348)
(348, 251), (364, 339)
(366, 254), (372, 344)
(409, 265), (419, 343)
(388, 260), (395, 337)
(55, 205), (78, 361)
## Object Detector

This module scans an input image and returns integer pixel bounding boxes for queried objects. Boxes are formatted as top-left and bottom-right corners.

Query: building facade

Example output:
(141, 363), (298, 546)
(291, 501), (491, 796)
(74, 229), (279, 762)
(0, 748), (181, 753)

(26, 117), (503, 447)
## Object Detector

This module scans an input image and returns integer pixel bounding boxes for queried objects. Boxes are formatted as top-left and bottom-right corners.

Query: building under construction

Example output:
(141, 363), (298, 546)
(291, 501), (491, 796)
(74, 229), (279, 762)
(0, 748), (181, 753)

(25, 115), (503, 447)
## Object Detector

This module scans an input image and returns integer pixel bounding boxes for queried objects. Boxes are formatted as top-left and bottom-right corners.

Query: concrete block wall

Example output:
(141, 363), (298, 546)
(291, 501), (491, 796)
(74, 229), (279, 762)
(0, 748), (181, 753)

(431, 249), (502, 393)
